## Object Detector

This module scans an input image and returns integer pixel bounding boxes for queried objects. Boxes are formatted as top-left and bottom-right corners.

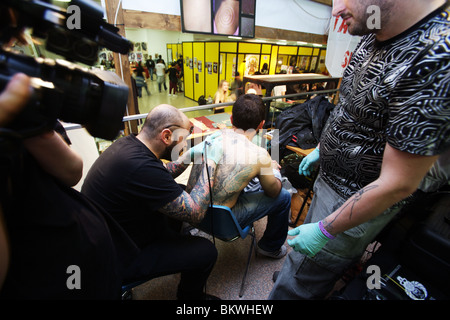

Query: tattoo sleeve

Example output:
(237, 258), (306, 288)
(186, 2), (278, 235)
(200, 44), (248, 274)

(165, 152), (191, 178)
(159, 160), (217, 223)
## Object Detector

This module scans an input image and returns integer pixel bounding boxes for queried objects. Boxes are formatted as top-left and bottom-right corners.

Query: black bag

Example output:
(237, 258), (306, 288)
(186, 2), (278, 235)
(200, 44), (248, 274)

(273, 95), (335, 158)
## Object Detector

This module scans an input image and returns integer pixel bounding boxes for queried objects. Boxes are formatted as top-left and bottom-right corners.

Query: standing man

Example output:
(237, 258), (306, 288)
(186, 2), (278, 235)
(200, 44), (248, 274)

(145, 55), (156, 81)
(155, 59), (167, 93)
(270, 0), (449, 299)
(81, 104), (223, 300)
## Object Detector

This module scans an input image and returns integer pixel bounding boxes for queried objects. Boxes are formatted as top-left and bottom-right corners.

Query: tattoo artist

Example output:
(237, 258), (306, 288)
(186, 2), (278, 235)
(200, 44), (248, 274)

(270, 0), (449, 299)
(81, 104), (223, 300)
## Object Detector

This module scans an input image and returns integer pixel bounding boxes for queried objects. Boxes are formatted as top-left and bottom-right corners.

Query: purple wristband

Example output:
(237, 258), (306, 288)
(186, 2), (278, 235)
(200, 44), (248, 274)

(319, 220), (335, 239)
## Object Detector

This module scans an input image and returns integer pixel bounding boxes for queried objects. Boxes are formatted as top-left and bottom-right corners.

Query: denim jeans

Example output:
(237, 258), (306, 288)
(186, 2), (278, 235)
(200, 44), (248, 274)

(269, 174), (406, 299)
(231, 188), (291, 252)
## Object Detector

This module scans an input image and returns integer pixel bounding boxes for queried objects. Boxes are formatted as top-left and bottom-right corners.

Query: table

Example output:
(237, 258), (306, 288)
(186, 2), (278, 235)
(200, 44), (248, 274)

(188, 112), (232, 140)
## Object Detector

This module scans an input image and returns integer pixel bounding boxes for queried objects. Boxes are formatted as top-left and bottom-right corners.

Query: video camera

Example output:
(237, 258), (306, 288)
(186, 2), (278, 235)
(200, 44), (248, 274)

(0, 0), (133, 140)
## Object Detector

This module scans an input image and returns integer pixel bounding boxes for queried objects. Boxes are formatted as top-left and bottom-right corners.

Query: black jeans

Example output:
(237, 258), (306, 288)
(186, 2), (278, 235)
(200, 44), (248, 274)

(123, 233), (217, 299)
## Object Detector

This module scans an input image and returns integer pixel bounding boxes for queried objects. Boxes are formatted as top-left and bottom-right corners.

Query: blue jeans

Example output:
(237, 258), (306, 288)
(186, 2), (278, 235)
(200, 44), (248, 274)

(269, 174), (407, 299)
(149, 68), (154, 80)
(231, 188), (291, 252)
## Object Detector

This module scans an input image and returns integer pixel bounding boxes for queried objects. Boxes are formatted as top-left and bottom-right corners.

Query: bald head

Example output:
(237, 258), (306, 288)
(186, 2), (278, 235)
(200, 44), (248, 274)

(140, 104), (190, 139)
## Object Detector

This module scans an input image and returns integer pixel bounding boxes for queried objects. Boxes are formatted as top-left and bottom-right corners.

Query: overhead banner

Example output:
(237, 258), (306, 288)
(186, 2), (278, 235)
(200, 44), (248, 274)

(325, 16), (361, 77)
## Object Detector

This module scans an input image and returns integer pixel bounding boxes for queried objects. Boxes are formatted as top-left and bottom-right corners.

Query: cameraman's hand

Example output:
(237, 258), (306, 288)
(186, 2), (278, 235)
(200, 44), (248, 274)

(0, 73), (31, 126)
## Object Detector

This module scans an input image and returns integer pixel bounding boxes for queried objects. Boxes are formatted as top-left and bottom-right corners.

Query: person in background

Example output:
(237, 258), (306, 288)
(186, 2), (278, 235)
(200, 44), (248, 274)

(155, 59), (167, 93)
(133, 68), (150, 97)
(213, 80), (233, 113)
(230, 71), (243, 101)
(168, 62), (179, 97)
(145, 55), (155, 81)
(269, 0), (449, 300)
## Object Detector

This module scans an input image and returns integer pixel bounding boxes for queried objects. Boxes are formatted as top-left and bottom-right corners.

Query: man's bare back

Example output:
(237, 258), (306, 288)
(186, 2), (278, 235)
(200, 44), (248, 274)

(187, 129), (279, 208)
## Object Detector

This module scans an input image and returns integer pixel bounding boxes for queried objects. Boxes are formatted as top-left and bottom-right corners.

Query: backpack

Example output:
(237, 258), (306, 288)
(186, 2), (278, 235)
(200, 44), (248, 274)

(198, 95), (207, 105)
(273, 95), (335, 158)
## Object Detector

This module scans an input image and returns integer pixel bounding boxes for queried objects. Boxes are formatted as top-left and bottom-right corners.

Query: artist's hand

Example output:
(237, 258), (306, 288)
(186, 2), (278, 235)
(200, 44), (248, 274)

(287, 221), (333, 257)
(204, 133), (223, 165)
(298, 147), (320, 177)
(190, 130), (222, 163)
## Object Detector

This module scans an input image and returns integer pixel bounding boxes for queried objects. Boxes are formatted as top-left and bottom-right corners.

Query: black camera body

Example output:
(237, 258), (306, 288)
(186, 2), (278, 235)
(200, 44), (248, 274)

(0, 0), (133, 140)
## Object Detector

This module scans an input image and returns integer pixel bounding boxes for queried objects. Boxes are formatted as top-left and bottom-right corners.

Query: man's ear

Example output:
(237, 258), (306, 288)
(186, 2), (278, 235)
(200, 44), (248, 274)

(230, 115), (233, 126)
(160, 128), (172, 145)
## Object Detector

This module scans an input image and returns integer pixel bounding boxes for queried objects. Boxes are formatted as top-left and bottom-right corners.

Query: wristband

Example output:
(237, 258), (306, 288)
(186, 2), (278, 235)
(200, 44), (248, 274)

(318, 220), (335, 239)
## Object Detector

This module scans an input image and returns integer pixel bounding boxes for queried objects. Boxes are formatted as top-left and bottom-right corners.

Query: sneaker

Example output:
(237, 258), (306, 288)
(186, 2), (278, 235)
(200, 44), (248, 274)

(256, 244), (287, 259)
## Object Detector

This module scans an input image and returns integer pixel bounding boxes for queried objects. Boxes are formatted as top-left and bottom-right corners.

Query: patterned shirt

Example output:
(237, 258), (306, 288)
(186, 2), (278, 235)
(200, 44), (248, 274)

(320, 4), (450, 199)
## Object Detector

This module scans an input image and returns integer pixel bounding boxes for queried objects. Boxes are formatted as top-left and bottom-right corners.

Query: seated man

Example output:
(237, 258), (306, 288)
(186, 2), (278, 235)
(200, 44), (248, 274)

(187, 94), (291, 258)
(81, 104), (223, 300)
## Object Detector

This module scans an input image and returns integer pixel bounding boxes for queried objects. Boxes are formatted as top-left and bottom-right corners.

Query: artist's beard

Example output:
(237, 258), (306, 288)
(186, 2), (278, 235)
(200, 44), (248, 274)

(161, 141), (178, 161)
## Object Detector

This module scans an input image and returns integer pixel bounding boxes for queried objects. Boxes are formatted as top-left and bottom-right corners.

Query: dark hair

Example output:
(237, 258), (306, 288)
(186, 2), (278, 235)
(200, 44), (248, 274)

(232, 94), (265, 131)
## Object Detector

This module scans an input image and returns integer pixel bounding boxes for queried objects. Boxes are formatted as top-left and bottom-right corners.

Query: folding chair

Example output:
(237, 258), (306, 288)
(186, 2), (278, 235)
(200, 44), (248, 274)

(195, 204), (256, 298)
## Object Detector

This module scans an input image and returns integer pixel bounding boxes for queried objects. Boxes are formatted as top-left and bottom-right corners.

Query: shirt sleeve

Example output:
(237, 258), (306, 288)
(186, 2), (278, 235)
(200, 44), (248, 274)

(386, 39), (450, 156)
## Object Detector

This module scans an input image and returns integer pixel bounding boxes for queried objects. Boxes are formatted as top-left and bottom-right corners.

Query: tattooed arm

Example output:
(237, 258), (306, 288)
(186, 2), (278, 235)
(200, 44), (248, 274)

(159, 159), (217, 224)
(322, 143), (438, 236)
(165, 151), (191, 178)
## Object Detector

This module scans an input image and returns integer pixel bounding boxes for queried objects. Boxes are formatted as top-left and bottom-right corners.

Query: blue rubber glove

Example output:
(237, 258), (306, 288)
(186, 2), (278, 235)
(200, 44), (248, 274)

(190, 131), (222, 163)
(298, 147), (320, 177)
(204, 134), (223, 165)
(287, 221), (332, 257)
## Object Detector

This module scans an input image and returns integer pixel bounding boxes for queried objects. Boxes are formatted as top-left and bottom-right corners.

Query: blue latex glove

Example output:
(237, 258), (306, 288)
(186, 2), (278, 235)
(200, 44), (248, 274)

(204, 134), (223, 165)
(287, 221), (331, 257)
(190, 131), (222, 163)
(298, 147), (320, 177)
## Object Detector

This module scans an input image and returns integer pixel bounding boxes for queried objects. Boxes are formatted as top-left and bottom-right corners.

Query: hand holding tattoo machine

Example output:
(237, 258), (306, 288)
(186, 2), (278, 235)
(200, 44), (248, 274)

(0, 0), (132, 141)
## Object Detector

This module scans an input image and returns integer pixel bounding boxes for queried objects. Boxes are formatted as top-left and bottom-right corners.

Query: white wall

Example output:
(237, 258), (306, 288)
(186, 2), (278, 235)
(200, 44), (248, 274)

(122, 0), (332, 36)
(124, 29), (194, 63)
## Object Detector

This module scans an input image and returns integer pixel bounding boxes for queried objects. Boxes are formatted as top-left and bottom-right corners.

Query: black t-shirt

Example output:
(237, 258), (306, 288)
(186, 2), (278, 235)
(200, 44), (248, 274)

(81, 134), (184, 248)
(168, 67), (179, 82)
(320, 5), (450, 199)
(0, 136), (137, 299)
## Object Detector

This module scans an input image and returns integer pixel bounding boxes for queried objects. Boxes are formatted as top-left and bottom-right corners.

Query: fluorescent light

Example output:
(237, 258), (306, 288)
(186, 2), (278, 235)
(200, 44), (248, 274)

(228, 36), (242, 40)
(312, 43), (323, 47)
(297, 41), (307, 45)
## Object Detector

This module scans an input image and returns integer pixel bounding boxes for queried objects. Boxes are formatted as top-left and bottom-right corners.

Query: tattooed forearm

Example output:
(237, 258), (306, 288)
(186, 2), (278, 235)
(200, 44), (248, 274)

(166, 159), (190, 178)
(160, 160), (217, 223)
(323, 184), (379, 234)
